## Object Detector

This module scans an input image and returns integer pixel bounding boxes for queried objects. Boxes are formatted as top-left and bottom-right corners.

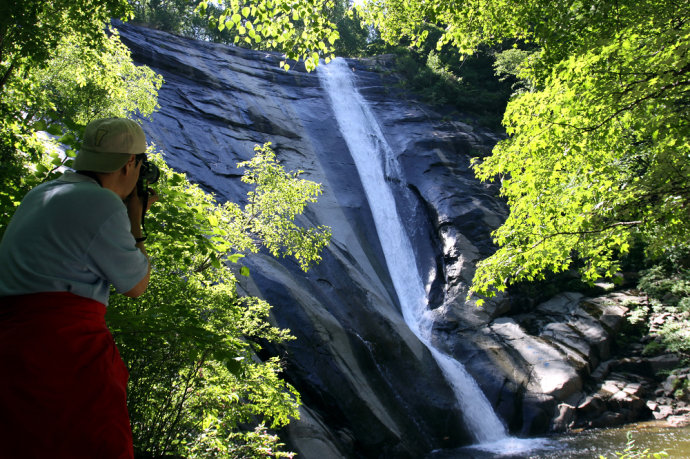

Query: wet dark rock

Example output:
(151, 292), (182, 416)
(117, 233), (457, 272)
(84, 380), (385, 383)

(589, 411), (626, 428)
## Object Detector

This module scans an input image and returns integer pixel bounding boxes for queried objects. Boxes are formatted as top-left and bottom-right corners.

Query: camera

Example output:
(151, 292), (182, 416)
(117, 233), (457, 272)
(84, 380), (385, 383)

(136, 156), (160, 197)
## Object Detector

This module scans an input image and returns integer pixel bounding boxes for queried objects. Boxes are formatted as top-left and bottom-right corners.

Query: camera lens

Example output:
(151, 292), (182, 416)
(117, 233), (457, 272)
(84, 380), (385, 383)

(141, 157), (160, 184)
(136, 157), (160, 196)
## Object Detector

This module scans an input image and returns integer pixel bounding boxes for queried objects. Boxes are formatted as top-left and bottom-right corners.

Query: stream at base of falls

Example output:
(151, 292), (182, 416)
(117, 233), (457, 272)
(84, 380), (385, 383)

(427, 421), (690, 458)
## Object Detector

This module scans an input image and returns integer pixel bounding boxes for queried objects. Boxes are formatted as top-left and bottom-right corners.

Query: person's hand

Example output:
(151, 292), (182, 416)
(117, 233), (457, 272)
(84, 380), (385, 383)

(125, 188), (158, 228)
(143, 187), (159, 212)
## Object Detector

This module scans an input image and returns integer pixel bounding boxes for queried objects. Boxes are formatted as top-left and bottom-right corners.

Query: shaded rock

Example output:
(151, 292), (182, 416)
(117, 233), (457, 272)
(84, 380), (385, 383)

(490, 318), (582, 400)
(577, 395), (606, 421)
(648, 354), (682, 374)
(520, 393), (557, 435)
(575, 371), (654, 429)
(663, 374), (682, 396)
(611, 357), (653, 378)
(284, 406), (353, 459)
(551, 403), (576, 432)
(591, 360), (613, 381)
(582, 291), (636, 332)
(589, 411), (625, 428)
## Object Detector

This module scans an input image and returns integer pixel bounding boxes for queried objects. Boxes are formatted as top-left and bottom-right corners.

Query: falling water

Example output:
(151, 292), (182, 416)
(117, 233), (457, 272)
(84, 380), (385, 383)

(318, 57), (513, 446)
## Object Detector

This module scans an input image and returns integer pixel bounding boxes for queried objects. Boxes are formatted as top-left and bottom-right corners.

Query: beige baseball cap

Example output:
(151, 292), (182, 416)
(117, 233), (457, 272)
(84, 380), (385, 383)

(73, 118), (147, 172)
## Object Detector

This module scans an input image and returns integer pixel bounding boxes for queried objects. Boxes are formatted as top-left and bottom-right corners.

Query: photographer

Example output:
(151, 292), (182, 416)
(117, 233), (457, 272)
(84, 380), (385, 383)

(0, 117), (159, 458)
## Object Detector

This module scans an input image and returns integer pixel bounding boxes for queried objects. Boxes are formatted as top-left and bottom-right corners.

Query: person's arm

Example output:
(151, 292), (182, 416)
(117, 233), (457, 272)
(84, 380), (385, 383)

(123, 189), (157, 297)
(123, 240), (150, 298)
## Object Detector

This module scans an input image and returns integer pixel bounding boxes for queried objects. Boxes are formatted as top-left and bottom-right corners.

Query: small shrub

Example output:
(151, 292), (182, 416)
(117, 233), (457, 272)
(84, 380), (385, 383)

(599, 431), (668, 459)
(641, 340), (664, 356)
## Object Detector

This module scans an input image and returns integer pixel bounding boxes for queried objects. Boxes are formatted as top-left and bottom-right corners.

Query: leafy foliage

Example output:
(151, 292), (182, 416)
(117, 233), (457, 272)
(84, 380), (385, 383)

(358, 0), (690, 302)
(0, 0), (131, 85)
(189, 423), (296, 458)
(633, 248), (690, 358)
(0, 0), (135, 184)
(130, 0), (202, 34)
(197, 0), (341, 71)
(0, 25), (162, 234)
(329, 1), (371, 58)
(1, 3), (331, 455)
(639, 267), (690, 310)
(599, 431), (668, 459)
(108, 148), (329, 457)
(142, 144), (330, 274)
(237, 143), (331, 270)
(492, 48), (537, 93)
(132, 0), (369, 59)
(31, 28), (163, 128)
(388, 45), (512, 127)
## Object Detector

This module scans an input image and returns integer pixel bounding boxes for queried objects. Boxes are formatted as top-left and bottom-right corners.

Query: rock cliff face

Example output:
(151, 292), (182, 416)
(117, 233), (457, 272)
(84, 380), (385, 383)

(117, 22), (640, 458)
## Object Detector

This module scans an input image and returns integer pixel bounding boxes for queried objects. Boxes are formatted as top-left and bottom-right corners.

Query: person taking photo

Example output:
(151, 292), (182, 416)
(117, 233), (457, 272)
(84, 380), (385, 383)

(0, 117), (158, 458)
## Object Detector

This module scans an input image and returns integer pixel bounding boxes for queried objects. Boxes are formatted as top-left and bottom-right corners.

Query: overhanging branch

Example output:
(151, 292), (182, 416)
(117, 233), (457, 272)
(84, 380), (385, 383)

(530, 220), (643, 249)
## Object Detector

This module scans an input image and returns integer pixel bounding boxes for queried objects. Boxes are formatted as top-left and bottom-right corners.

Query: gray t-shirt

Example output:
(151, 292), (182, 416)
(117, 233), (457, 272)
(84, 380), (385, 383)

(0, 171), (149, 305)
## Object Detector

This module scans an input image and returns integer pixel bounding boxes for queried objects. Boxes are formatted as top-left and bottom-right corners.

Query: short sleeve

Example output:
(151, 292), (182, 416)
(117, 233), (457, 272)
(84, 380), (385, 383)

(87, 209), (149, 294)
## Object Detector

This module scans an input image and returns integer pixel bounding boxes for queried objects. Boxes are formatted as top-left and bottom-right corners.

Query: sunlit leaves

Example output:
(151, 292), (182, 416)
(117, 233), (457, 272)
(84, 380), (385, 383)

(355, 0), (690, 301)
(468, 7), (690, 300)
(197, 0), (339, 71)
(145, 142), (330, 274)
(109, 143), (329, 455)
(145, 153), (246, 273)
(34, 27), (163, 127)
(0, 0), (132, 79)
(237, 142), (332, 270)
(0, 25), (163, 233)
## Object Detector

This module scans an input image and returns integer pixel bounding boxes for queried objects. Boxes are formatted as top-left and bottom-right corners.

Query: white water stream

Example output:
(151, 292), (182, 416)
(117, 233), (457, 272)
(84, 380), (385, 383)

(318, 58), (548, 454)
(318, 57), (506, 443)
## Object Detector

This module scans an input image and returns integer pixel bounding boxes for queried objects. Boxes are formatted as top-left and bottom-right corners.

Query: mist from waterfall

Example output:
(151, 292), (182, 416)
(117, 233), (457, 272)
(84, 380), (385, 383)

(318, 57), (510, 446)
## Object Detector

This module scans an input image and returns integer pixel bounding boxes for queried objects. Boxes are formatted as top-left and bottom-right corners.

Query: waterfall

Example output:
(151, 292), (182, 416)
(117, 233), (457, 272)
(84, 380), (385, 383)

(318, 57), (509, 445)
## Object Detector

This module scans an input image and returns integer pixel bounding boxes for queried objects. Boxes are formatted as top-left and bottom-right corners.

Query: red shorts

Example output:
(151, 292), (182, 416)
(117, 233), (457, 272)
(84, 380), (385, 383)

(0, 292), (134, 459)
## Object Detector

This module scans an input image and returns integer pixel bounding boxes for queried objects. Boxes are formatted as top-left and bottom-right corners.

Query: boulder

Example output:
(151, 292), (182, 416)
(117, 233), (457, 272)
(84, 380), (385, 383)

(489, 318), (583, 400)
(551, 403), (576, 432)
(667, 415), (690, 427)
(648, 354), (682, 374)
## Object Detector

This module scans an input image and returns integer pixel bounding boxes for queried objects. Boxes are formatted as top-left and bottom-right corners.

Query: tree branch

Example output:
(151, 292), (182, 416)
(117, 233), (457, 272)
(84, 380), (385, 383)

(0, 60), (15, 93)
(530, 220), (643, 249)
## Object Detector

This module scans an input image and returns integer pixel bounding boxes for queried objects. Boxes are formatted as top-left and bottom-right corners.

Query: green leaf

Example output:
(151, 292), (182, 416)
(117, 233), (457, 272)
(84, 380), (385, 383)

(46, 124), (63, 135)
(32, 120), (47, 131)
(228, 253), (245, 263)
(225, 356), (244, 375)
